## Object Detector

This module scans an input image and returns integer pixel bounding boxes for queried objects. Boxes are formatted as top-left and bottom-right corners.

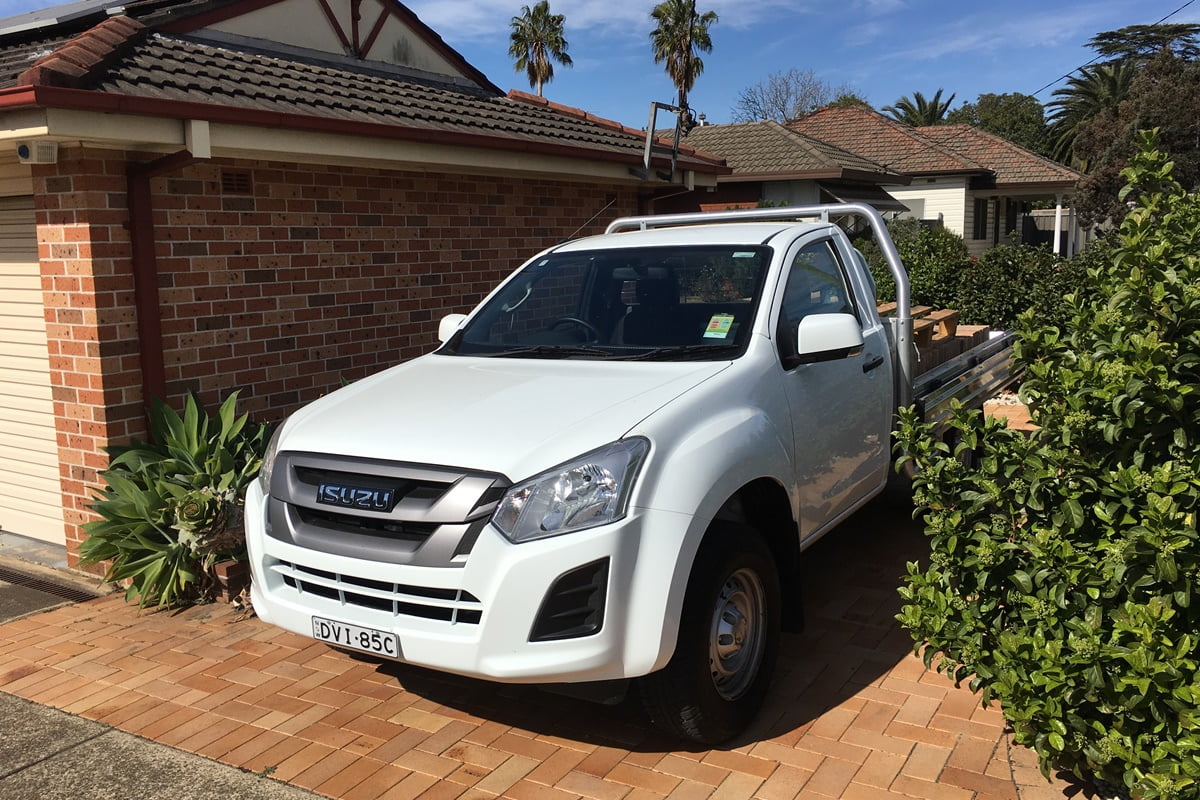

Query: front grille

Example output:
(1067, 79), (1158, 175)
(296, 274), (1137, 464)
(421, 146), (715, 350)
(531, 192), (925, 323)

(268, 451), (509, 568)
(295, 506), (437, 541)
(273, 559), (483, 624)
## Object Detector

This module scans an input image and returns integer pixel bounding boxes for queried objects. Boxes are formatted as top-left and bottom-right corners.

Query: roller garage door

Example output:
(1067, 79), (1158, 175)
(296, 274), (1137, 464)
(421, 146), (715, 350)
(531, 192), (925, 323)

(0, 196), (65, 544)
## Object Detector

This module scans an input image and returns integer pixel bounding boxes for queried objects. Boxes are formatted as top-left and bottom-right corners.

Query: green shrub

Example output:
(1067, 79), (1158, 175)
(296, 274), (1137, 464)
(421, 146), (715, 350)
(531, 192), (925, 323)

(857, 218), (971, 309)
(955, 243), (1045, 328)
(858, 218), (1097, 330)
(79, 392), (271, 608)
(896, 132), (1200, 799)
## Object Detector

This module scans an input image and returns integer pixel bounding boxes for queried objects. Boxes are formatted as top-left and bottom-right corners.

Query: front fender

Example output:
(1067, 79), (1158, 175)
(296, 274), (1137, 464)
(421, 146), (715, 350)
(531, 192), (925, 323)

(622, 401), (793, 672)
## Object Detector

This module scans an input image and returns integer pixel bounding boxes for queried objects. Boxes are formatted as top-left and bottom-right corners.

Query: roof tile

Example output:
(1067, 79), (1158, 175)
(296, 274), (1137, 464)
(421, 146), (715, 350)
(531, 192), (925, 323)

(790, 106), (987, 175)
(916, 124), (1080, 185)
(33, 32), (713, 167)
(0, 2), (722, 172)
(682, 120), (901, 179)
(17, 16), (146, 88)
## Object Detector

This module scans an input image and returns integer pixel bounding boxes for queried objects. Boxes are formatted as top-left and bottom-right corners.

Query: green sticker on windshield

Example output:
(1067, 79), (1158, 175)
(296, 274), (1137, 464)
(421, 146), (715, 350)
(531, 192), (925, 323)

(704, 314), (735, 339)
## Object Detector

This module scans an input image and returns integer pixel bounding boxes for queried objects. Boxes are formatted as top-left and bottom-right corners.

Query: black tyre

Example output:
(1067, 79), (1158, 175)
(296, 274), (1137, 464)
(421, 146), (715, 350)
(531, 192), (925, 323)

(639, 523), (781, 745)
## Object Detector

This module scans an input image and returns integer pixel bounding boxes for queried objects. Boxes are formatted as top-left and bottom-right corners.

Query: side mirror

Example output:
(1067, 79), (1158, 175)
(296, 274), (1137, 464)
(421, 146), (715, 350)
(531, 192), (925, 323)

(789, 313), (863, 367)
(437, 313), (468, 343)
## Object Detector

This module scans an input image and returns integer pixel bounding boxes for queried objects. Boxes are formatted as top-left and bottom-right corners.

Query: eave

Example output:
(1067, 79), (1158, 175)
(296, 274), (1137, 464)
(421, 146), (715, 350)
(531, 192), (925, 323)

(0, 84), (723, 187)
(717, 167), (910, 186)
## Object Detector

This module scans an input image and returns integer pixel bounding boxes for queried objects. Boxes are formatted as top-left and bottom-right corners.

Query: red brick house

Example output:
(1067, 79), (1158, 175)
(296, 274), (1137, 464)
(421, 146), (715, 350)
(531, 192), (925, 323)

(0, 0), (724, 558)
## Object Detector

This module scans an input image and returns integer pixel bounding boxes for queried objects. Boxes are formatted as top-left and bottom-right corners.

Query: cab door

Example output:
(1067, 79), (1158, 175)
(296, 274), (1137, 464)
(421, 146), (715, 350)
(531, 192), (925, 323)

(775, 235), (892, 540)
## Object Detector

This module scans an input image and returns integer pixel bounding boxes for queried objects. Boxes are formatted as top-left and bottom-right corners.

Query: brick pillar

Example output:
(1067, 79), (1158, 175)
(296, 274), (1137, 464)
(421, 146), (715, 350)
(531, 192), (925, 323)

(34, 146), (142, 566)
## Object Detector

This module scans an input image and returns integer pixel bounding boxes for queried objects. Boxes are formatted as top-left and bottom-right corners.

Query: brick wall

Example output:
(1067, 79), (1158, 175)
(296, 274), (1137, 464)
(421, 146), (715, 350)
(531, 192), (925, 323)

(36, 145), (642, 562)
(34, 147), (138, 564)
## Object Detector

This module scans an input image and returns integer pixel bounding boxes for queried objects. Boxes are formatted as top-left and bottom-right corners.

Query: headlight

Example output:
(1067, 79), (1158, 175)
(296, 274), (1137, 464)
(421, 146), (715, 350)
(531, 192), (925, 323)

(258, 423), (285, 493)
(493, 438), (649, 543)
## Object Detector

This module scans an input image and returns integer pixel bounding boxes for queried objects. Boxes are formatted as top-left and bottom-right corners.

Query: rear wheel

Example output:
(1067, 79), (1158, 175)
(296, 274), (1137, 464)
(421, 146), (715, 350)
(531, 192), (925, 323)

(639, 524), (781, 745)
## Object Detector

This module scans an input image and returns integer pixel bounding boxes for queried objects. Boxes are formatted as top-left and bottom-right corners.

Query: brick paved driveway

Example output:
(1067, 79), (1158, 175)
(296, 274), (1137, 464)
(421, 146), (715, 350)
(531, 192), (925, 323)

(0, 486), (1072, 800)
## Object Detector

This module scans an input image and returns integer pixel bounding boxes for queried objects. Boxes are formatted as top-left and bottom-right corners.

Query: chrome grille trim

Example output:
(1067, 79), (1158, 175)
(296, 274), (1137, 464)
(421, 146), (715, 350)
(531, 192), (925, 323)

(267, 451), (509, 567)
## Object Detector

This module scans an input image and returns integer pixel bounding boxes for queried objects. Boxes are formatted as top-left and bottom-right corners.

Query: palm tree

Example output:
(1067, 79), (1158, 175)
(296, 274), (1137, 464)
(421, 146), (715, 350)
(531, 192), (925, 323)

(649, 0), (718, 113)
(508, 1), (572, 97)
(882, 89), (956, 126)
(1046, 61), (1137, 167)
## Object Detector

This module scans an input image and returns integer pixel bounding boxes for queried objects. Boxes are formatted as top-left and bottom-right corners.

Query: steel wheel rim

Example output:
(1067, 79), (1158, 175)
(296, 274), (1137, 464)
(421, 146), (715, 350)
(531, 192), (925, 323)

(708, 566), (766, 700)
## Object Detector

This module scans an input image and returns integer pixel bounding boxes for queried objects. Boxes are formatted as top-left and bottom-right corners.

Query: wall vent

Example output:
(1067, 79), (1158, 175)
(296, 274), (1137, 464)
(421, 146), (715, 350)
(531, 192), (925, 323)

(221, 170), (252, 195)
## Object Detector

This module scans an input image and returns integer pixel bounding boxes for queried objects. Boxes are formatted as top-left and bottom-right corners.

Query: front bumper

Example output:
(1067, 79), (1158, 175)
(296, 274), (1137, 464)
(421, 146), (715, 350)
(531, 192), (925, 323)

(244, 480), (694, 683)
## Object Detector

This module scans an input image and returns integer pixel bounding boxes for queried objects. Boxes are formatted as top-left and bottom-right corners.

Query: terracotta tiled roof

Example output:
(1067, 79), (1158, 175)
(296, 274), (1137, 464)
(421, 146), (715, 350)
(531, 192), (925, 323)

(0, 34), (72, 87)
(0, 1), (724, 173)
(681, 120), (904, 181)
(916, 124), (1081, 187)
(790, 106), (988, 176)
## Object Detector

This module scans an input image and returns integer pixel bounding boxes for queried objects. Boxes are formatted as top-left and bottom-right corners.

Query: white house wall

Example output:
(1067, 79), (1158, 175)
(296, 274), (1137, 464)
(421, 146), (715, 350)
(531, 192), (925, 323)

(886, 177), (967, 234)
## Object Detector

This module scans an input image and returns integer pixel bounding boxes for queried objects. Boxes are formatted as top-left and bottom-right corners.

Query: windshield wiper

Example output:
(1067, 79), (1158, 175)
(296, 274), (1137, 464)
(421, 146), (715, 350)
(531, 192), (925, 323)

(477, 345), (620, 359)
(623, 343), (741, 361)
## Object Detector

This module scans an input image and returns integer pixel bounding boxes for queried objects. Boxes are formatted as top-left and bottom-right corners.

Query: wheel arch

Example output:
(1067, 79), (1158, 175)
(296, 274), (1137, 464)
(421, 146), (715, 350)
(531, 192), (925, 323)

(711, 478), (803, 632)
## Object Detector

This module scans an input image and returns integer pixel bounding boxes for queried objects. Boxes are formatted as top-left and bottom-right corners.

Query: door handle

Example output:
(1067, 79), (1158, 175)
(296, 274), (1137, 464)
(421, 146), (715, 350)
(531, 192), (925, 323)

(862, 355), (885, 373)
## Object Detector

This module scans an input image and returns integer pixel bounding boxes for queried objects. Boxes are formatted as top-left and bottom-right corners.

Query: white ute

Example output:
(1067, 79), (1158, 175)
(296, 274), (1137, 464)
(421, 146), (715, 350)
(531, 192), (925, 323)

(245, 204), (1015, 744)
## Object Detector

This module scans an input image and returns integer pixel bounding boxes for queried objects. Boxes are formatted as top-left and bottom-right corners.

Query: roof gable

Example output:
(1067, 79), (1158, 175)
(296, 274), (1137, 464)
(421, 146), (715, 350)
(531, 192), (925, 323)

(154, 0), (497, 92)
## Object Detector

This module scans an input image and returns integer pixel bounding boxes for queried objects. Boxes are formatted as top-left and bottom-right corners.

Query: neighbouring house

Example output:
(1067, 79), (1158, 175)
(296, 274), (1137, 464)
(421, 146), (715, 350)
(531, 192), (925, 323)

(0, 0), (725, 559)
(653, 120), (910, 214)
(790, 106), (1084, 257)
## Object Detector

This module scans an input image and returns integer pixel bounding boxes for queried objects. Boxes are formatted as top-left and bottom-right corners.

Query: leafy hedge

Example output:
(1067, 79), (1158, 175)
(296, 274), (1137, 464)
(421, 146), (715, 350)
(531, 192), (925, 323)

(857, 218), (1096, 329)
(79, 393), (271, 608)
(857, 218), (970, 311)
(896, 133), (1200, 799)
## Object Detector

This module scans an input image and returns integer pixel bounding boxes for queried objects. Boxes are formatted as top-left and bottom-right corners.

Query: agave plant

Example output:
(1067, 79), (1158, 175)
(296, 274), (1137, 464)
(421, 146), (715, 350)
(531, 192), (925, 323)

(79, 392), (271, 608)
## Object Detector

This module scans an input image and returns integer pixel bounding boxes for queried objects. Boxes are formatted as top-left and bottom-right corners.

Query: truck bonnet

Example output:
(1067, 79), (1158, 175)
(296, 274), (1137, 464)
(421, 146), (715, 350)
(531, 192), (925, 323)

(275, 354), (730, 483)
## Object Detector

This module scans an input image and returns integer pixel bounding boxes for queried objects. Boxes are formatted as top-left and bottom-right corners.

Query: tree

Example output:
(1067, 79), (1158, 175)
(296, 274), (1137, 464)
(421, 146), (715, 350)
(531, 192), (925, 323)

(731, 68), (856, 122)
(1088, 23), (1200, 62)
(946, 93), (1048, 154)
(508, 0), (572, 97)
(649, 0), (718, 113)
(882, 89), (955, 126)
(827, 92), (870, 109)
(1046, 61), (1137, 165)
(1072, 52), (1200, 225)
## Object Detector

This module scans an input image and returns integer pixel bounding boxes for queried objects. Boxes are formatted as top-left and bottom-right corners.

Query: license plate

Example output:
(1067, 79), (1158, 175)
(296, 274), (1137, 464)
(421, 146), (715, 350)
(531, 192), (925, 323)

(312, 616), (399, 658)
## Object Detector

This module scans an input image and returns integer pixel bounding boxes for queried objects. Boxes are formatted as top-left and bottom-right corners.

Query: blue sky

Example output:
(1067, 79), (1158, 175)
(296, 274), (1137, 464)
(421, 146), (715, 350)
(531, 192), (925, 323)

(407, 0), (1198, 126)
(0, 0), (1195, 128)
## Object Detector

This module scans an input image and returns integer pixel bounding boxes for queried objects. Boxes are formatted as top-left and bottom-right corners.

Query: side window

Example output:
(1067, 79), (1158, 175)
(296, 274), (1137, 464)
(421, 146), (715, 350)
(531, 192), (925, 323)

(780, 240), (856, 327)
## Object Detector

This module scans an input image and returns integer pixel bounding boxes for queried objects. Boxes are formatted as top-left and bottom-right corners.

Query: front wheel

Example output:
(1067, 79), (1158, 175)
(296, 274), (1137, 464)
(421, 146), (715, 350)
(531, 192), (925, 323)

(639, 524), (781, 745)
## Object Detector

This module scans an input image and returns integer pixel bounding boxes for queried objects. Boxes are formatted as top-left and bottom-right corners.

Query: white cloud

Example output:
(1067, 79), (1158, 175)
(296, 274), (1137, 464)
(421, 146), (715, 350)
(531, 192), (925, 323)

(882, 3), (1135, 62)
(845, 20), (886, 47)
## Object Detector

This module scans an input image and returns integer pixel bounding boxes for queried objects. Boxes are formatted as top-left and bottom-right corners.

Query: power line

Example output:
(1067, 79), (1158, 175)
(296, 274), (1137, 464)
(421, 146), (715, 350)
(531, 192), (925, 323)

(1030, 0), (1197, 97)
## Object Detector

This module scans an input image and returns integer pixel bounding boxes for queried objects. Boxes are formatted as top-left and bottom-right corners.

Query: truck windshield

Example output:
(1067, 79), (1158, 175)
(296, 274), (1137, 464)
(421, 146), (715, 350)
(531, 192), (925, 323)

(441, 245), (771, 361)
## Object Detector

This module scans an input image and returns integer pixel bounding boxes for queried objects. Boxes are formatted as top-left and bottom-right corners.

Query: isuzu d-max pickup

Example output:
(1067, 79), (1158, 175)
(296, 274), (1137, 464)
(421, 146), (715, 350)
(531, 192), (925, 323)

(244, 204), (1014, 743)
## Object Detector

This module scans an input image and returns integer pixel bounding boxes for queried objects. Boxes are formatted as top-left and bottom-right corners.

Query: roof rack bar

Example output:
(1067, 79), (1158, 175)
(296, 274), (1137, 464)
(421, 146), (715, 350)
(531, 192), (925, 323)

(604, 202), (914, 407)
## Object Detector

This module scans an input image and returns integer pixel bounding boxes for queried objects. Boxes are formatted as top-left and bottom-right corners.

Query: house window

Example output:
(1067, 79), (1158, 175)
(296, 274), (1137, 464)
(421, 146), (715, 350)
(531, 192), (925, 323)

(972, 198), (988, 240)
